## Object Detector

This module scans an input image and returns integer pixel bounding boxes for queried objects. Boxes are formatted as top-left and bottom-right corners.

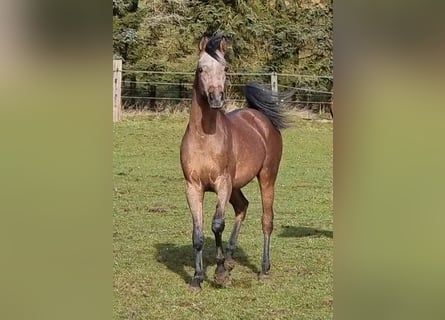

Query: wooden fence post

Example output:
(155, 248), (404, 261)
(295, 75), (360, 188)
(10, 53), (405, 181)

(113, 59), (123, 122)
(271, 72), (278, 93)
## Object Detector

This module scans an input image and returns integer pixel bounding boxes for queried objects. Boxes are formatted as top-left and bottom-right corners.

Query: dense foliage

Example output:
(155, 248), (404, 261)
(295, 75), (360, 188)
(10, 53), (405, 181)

(113, 0), (333, 109)
(113, 0), (332, 75)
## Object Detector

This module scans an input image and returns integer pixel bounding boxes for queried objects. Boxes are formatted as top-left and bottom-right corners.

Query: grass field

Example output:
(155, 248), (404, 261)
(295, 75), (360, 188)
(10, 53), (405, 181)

(113, 112), (333, 319)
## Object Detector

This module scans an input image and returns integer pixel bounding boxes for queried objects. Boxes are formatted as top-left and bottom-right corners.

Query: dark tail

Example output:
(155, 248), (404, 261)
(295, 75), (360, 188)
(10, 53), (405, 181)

(244, 82), (293, 130)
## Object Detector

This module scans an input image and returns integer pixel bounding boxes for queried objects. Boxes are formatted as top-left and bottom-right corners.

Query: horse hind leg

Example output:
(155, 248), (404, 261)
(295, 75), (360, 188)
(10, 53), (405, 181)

(225, 188), (249, 271)
(257, 168), (278, 280)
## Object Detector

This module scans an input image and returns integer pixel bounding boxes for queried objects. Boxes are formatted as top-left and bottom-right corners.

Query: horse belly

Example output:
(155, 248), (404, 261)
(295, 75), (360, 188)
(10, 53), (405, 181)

(232, 144), (264, 188)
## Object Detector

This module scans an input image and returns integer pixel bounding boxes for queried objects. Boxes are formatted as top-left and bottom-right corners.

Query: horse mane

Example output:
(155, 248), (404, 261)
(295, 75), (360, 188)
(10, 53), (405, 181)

(204, 35), (227, 65)
(244, 82), (293, 130)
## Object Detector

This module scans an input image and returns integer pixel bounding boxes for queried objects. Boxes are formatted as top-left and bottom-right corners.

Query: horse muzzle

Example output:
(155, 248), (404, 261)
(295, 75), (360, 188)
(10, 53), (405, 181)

(208, 91), (225, 109)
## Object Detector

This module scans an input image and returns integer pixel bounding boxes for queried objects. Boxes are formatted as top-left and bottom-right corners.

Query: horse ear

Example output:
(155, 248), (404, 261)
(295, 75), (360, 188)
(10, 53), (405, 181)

(199, 37), (208, 52)
(219, 36), (227, 54)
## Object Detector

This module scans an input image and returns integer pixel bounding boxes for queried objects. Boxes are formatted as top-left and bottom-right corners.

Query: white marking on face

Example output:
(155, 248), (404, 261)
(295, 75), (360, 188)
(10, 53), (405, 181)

(197, 52), (227, 107)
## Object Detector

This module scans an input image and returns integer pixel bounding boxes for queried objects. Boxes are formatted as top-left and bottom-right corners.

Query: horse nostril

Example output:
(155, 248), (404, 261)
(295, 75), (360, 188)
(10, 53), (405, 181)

(209, 92), (215, 100)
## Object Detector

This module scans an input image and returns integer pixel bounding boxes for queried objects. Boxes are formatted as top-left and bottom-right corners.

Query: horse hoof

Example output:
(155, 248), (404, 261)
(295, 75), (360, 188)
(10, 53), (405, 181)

(189, 279), (202, 291)
(214, 270), (231, 288)
(258, 272), (271, 281)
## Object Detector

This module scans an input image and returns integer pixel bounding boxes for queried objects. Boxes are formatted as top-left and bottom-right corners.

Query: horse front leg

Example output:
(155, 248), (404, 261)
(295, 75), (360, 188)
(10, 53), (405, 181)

(186, 183), (204, 289)
(212, 176), (232, 287)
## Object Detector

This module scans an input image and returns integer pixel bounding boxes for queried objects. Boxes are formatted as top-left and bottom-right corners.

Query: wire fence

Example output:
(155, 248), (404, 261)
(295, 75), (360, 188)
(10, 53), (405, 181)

(119, 68), (333, 114)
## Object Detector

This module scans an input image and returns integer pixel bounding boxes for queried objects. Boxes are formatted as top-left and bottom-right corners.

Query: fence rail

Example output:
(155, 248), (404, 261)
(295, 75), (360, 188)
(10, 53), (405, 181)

(112, 60), (333, 122)
(113, 60), (123, 122)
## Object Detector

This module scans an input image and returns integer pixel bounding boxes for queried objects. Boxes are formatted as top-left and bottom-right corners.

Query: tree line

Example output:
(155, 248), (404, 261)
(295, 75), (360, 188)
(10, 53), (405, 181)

(113, 0), (333, 108)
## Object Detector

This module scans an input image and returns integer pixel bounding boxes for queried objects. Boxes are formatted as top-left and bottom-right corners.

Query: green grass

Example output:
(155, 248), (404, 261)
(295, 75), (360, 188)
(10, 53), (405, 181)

(113, 112), (333, 319)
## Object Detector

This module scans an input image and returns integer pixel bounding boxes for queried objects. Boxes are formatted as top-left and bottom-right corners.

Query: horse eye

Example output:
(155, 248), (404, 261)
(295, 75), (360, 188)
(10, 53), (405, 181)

(224, 67), (229, 72)
(198, 67), (203, 73)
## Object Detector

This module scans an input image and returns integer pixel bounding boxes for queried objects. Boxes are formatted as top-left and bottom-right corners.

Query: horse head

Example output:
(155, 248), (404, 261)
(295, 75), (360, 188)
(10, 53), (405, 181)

(196, 35), (228, 109)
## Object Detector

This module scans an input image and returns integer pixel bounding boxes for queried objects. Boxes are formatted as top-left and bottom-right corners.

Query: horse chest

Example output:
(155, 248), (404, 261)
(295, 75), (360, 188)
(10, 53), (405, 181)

(181, 136), (234, 187)
(192, 144), (230, 170)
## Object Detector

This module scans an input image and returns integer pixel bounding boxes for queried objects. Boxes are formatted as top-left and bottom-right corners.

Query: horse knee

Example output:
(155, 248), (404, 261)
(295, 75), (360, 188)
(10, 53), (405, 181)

(193, 230), (204, 251)
(212, 216), (225, 234)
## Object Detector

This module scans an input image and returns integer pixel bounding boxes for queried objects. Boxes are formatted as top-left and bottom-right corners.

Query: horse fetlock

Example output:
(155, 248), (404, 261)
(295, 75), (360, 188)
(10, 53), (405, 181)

(214, 264), (231, 287)
(259, 257), (271, 280)
(193, 270), (204, 281)
(262, 258), (271, 272)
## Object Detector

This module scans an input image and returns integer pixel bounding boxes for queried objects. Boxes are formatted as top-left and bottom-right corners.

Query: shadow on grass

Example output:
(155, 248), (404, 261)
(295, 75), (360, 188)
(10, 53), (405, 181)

(279, 225), (333, 238)
(155, 236), (259, 284)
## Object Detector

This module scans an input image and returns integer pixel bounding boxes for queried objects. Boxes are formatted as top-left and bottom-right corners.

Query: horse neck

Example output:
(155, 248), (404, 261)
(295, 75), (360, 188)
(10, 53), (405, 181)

(189, 79), (222, 135)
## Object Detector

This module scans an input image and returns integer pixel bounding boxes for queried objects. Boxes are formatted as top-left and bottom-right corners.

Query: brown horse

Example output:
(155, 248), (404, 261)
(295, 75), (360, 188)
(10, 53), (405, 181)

(180, 35), (290, 289)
